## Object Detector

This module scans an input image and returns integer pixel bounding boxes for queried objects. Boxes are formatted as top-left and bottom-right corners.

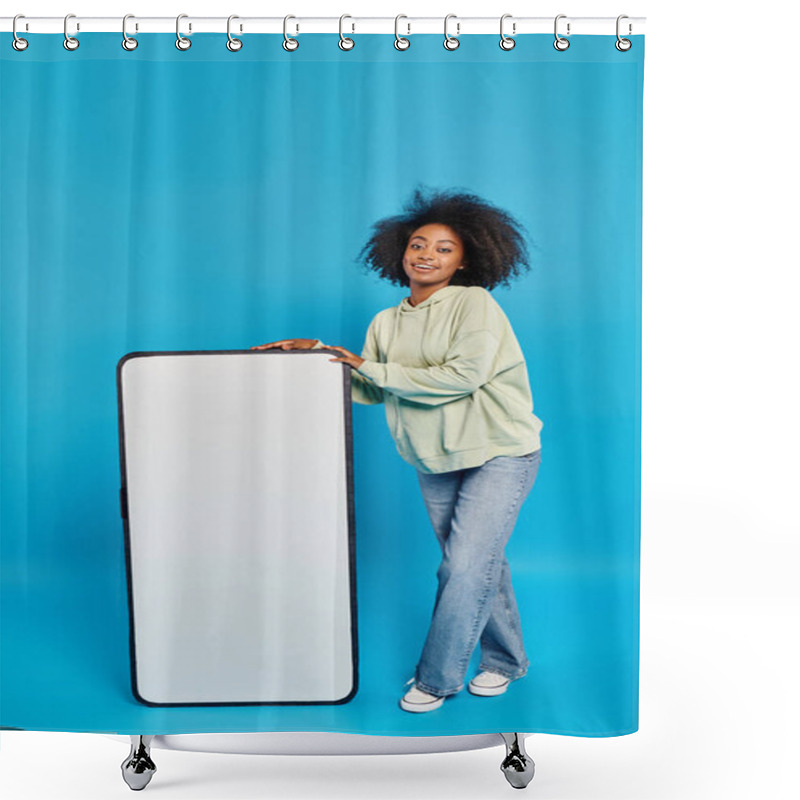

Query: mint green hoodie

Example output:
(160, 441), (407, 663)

(312, 284), (542, 474)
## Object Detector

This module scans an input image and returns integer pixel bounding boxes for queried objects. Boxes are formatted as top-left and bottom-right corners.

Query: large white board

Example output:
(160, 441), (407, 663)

(117, 351), (357, 706)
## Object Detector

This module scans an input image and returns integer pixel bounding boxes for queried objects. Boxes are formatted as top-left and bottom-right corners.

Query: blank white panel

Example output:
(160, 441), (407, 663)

(118, 352), (356, 705)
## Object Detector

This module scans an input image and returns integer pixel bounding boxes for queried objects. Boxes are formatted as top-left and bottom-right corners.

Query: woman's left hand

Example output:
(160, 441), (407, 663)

(325, 346), (365, 370)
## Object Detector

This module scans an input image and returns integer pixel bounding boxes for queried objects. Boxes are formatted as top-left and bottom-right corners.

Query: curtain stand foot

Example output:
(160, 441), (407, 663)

(499, 733), (535, 789)
(121, 735), (156, 790)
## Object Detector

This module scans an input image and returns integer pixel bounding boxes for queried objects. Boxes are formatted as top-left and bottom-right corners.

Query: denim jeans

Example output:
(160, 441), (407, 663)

(413, 450), (541, 697)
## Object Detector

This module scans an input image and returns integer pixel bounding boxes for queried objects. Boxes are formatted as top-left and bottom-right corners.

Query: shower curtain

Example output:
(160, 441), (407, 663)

(0, 30), (644, 737)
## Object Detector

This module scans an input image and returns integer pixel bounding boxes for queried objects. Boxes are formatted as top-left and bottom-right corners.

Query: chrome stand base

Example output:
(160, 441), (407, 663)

(121, 735), (156, 791)
(499, 733), (535, 789)
(117, 732), (531, 790)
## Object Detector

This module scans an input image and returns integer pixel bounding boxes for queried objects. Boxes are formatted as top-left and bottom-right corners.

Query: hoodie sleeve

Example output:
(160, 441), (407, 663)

(354, 290), (508, 407)
(355, 329), (501, 406)
(311, 322), (385, 406)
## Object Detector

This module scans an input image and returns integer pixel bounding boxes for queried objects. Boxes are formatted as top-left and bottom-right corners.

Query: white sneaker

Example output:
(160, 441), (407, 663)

(468, 671), (512, 696)
(399, 683), (445, 713)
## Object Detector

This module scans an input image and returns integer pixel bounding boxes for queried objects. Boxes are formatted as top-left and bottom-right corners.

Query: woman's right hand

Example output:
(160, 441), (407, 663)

(250, 338), (318, 351)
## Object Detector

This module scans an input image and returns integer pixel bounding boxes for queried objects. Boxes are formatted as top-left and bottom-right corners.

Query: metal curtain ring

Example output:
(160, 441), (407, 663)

(176, 14), (191, 50)
(394, 15), (410, 50)
(122, 14), (138, 51)
(499, 14), (515, 50)
(283, 15), (299, 51)
(443, 14), (460, 51)
(339, 14), (354, 50)
(12, 14), (28, 51)
(553, 14), (570, 51)
(227, 15), (243, 51)
(64, 13), (79, 51)
(616, 14), (632, 51)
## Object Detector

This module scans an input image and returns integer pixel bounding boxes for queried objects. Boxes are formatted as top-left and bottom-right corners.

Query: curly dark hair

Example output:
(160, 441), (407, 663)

(356, 186), (532, 290)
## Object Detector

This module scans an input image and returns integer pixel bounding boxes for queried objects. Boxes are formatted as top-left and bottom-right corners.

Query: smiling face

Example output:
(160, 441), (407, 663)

(402, 223), (466, 293)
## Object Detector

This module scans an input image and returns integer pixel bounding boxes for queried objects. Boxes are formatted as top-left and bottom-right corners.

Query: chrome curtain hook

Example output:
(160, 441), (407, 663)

(122, 14), (138, 51)
(443, 14), (460, 51)
(394, 14), (410, 50)
(553, 14), (570, 51)
(176, 13), (191, 50)
(616, 14), (632, 51)
(227, 15), (243, 51)
(339, 14), (355, 50)
(12, 14), (29, 51)
(283, 15), (299, 51)
(499, 14), (516, 51)
(63, 13), (79, 51)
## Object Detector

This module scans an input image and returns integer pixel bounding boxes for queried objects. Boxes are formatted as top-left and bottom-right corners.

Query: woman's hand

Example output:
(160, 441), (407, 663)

(325, 346), (365, 370)
(249, 339), (365, 369)
(250, 338), (319, 351)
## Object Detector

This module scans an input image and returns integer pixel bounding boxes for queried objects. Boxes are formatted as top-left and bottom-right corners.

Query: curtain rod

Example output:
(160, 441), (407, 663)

(1, 16), (646, 36)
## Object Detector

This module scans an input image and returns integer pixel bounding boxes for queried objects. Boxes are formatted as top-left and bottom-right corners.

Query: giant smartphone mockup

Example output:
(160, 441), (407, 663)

(117, 350), (358, 706)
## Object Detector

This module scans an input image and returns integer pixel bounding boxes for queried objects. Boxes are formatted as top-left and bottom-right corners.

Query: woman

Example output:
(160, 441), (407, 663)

(252, 187), (543, 713)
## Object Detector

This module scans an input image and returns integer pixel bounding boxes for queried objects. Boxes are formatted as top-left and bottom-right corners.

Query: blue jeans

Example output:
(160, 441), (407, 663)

(413, 450), (541, 697)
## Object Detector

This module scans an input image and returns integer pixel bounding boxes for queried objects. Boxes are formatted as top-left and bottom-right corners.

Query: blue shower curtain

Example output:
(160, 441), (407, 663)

(1, 32), (643, 736)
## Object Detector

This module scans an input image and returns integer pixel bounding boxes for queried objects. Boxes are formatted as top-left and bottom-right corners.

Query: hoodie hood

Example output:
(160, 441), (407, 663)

(392, 285), (468, 362)
(398, 284), (466, 313)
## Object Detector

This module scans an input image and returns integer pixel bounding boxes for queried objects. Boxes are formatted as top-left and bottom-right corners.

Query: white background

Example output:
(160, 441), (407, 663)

(2, 1), (798, 798)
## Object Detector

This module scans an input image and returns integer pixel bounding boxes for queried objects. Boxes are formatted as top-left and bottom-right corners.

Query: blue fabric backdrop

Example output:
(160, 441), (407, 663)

(0, 33), (643, 736)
